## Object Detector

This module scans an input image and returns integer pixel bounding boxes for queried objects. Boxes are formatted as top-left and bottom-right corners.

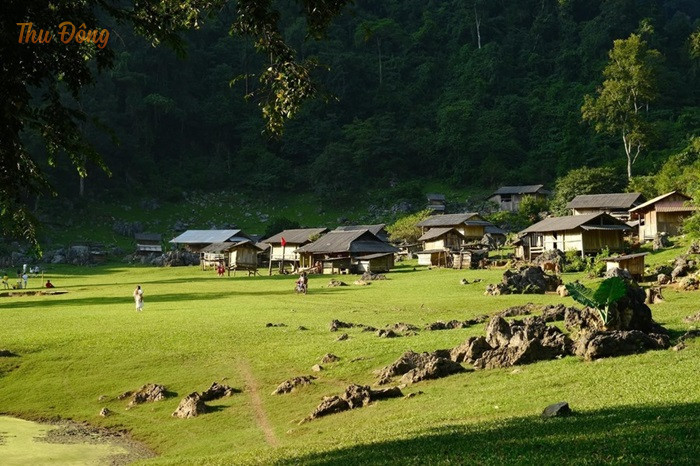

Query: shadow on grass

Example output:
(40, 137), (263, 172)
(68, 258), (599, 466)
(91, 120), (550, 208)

(287, 403), (699, 465)
(1, 288), (353, 309)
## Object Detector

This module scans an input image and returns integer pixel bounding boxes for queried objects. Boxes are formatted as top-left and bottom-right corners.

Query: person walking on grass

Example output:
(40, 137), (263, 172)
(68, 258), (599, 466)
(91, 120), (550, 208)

(22, 272), (28, 289)
(2, 273), (8, 290)
(133, 285), (144, 312)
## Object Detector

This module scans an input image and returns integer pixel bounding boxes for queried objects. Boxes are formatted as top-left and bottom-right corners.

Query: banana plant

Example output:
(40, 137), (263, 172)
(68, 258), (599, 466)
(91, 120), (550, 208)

(565, 277), (628, 325)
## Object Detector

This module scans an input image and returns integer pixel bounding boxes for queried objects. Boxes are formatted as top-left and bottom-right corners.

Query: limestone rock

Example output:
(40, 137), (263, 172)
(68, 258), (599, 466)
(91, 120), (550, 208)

(172, 392), (207, 419)
(541, 402), (572, 419)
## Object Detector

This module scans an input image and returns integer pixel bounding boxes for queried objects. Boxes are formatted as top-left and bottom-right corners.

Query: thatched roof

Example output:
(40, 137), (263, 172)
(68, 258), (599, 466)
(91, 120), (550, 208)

(263, 228), (329, 245)
(567, 193), (644, 210)
(519, 213), (629, 234)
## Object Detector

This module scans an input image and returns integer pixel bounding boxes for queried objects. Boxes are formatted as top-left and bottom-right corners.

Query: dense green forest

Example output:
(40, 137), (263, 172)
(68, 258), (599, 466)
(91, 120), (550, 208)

(34, 0), (700, 207)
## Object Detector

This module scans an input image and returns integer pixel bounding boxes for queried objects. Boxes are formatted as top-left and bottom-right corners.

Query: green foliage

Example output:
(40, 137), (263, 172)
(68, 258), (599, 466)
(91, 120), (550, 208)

(563, 249), (587, 273)
(518, 195), (550, 224)
(552, 167), (626, 215)
(585, 246), (611, 278)
(581, 26), (663, 178)
(565, 276), (627, 325)
(387, 209), (432, 244)
(263, 217), (301, 239)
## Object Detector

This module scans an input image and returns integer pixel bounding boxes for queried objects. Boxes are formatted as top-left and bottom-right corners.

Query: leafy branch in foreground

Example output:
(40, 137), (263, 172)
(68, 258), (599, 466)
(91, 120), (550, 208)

(565, 277), (628, 325)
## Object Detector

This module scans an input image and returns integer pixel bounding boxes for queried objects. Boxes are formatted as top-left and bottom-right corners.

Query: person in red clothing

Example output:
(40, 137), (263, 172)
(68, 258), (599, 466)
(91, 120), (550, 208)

(45, 280), (55, 288)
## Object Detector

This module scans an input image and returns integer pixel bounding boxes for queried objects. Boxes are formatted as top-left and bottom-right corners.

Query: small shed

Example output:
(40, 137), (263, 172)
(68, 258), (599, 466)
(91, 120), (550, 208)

(199, 241), (261, 276)
(416, 249), (452, 267)
(452, 249), (489, 270)
(488, 185), (549, 212)
(134, 233), (162, 254)
(600, 252), (648, 279)
(426, 193), (446, 213)
(418, 227), (466, 252)
(416, 213), (494, 241)
(356, 253), (394, 273)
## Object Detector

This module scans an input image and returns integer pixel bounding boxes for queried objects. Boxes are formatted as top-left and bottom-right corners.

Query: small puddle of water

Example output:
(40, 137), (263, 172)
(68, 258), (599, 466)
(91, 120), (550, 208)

(0, 416), (130, 465)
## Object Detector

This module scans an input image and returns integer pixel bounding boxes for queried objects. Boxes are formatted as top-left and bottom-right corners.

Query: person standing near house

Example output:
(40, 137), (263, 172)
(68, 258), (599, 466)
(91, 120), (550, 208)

(21, 272), (28, 289)
(133, 285), (144, 312)
(1, 273), (8, 289)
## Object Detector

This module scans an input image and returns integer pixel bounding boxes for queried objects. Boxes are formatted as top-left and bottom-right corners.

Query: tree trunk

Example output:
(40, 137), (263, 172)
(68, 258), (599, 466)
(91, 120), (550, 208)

(474, 7), (482, 49)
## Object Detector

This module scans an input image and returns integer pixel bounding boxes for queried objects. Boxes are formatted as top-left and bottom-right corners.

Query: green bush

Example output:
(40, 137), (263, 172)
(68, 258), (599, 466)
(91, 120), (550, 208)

(586, 247), (610, 278)
(563, 249), (587, 272)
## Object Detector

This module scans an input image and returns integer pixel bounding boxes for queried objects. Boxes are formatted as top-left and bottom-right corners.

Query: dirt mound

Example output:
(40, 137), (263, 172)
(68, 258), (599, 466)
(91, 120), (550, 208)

(200, 382), (239, 401)
(126, 384), (167, 407)
(376, 350), (465, 385)
(485, 266), (562, 295)
(272, 375), (317, 395)
(574, 330), (670, 360)
(303, 384), (403, 422)
(172, 392), (207, 419)
(473, 316), (572, 370)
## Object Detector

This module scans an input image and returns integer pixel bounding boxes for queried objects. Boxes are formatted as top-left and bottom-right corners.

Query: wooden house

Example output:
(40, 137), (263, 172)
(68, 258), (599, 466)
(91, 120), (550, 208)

(334, 224), (389, 243)
(415, 227), (465, 267)
(488, 185), (549, 212)
(262, 228), (329, 272)
(416, 213), (492, 241)
(567, 193), (645, 221)
(628, 191), (696, 241)
(134, 233), (162, 254)
(516, 213), (629, 260)
(356, 253), (395, 273)
(426, 193), (446, 213)
(198, 241), (261, 276)
(600, 252), (648, 280)
(296, 230), (398, 274)
(170, 229), (251, 253)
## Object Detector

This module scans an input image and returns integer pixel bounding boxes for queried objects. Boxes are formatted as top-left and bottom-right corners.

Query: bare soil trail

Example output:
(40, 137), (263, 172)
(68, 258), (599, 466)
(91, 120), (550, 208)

(236, 359), (280, 448)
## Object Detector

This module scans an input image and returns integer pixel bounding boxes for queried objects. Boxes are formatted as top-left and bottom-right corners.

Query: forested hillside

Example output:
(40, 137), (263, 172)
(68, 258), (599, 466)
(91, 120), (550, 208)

(37, 0), (700, 206)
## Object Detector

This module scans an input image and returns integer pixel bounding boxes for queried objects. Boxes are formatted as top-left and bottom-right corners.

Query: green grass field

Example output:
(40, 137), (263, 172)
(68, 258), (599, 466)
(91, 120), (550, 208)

(1, 250), (699, 464)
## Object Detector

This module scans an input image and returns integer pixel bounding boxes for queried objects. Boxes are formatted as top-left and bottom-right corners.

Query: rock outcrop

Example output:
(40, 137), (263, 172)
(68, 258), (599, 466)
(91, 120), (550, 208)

(485, 266), (562, 295)
(303, 384), (403, 422)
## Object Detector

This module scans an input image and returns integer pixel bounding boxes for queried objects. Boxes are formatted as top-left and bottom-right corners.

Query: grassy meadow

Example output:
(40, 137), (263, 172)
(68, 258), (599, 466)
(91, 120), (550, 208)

(1, 249), (699, 464)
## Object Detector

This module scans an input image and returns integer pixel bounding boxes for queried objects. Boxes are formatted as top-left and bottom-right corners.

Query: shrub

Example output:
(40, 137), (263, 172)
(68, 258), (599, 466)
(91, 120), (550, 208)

(563, 249), (587, 272)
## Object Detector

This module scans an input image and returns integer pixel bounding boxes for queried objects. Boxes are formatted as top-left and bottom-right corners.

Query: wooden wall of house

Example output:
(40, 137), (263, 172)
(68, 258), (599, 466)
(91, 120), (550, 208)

(606, 256), (645, 276)
(542, 231), (583, 253)
(458, 226), (485, 239)
(581, 230), (624, 252)
(269, 244), (301, 261)
(231, 247), (258, 267)
(357, 256), (393, 273)
(657, 211), (686, 236)
(424, 232), (462, 251)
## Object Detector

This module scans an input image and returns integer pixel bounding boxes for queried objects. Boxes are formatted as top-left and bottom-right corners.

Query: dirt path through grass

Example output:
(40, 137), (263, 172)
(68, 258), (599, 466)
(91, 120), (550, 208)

(237, 359), (280, 447)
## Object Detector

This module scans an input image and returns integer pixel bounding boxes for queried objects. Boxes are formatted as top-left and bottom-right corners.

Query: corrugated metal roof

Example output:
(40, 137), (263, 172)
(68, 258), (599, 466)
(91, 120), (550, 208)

(356, 252), (394, 260)
(629, 191), (692, 213)
(492, 185), (546, 195)
(485, 225), (508, 236)
(170, 229), (247, 244)
(416, 213), (481, 227)
(426, 193), (445, 201)
(567, 193), (644, 209)
(134, 233), (162, 242)
(199, 240), (259, 253)
(600, 252), (649, 261)
(580, 225), (630, 231)
(297, 230), (397, 254)
(519, 213), (627, 234)
(262, 228), (329, 244)
(334, 224), (388, 241)
(418, 227), (465, 242)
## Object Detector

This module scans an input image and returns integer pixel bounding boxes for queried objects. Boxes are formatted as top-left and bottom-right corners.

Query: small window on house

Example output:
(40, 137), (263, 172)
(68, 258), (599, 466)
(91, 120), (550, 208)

(501, 195), (512, 203)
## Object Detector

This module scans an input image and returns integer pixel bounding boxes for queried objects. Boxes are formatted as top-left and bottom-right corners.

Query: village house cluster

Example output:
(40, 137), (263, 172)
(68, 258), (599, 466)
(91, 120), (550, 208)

(159, 188), (696, 277)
